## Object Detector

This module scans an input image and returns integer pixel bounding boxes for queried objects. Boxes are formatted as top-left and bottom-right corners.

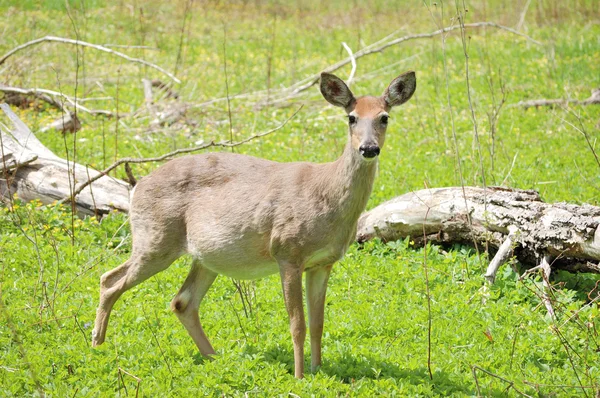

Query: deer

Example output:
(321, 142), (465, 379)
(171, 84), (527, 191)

(92, 71), (416, 378)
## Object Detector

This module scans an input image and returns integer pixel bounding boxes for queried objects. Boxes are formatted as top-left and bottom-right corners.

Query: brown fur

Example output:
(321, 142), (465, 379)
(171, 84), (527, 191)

(92, 71), (416, 378)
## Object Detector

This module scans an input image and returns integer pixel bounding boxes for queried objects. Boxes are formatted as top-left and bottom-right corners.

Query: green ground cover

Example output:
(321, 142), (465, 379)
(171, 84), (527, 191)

(1, 0), (599, 396)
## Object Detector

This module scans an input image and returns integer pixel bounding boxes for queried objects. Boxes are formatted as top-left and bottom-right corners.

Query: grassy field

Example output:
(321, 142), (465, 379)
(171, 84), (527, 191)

(1, 0), (599, 396)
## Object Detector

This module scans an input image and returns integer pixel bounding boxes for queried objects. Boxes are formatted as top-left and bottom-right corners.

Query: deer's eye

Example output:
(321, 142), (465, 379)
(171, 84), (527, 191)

(381, 115), (389, 125)
(348, 115), (357, 124)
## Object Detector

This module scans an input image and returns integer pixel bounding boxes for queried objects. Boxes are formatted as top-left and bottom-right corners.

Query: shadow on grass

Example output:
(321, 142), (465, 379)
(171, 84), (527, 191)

(192, 352), (214, 365)
(244, 344), (483, 396)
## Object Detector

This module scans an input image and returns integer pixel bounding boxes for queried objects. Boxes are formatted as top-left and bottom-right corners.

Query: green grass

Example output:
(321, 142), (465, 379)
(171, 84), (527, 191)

(1, 0), (599, 396)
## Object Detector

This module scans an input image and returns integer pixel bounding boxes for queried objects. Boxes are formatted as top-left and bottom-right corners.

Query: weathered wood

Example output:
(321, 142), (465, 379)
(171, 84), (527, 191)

(0, 130), (38, 170)
(0, 103), (130, 216)
(142, 78), (187, 128)
(484, 225), (518, 283)
(1, 104), (301, 216)
(39, 112), (82, 134)
(357, 186), (600, 276)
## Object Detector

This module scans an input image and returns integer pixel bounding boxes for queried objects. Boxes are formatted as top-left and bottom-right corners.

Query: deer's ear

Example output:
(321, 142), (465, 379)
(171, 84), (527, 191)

(383, 71), (416, 108)
(320, 73), (355, 109)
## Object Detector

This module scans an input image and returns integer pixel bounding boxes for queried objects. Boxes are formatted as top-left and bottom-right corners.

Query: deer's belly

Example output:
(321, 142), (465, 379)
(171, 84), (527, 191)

(188, 232), (279, 280)
(187, 227), (350, 279)
(198, 249), (342, 280)
(202, 257), (280, 280)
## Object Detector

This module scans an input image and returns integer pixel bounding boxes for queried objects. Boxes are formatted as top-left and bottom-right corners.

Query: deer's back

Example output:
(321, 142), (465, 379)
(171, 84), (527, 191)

(130, 152), (357, 279)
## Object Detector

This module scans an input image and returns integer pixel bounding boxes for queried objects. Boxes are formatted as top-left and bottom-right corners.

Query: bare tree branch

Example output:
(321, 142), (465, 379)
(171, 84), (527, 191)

(192, 21), (543, 109)
(0, 36), (181, 83)
(341, 42), (356, 87)
(484, 225), (519, 284)
(1, 86), (65, 111)
(515, 88), (600, 109)
(284, 22), (543, 97)
(515, 0), (532, 30)
(102, 44), (159, 50)
(540, 255), (556, 319)
(0, 85), (115, 117)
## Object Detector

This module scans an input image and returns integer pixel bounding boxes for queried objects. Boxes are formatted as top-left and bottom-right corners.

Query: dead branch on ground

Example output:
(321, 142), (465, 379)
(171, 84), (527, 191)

(189, 21), (543, 110)
(0, 36), (180, 83)
(259, 22), (543, 106)
(0, 85), (115, 117)
(142, 78), (188, 129)
(516, 88), (600, 109)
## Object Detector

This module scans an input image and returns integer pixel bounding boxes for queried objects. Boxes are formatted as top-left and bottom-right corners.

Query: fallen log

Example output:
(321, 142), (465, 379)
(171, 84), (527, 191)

(356, 186), (600, 280)
(0, 103), (131, 216)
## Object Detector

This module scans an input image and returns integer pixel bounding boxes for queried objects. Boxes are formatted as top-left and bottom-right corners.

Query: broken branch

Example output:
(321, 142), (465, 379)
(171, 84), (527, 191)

(0, 36), (181, 83)
(540, 255), (556, 319)
(0, 85), (114, 117)
(516, 88), (600, 109)
(484, 225), (519, 284)
(0, 104), (130, 215)
(286, 22), (543, 96)
(341, 42), (356, 87)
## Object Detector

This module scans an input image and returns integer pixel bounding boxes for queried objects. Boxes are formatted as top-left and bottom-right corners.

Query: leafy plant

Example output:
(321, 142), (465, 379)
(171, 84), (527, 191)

(1, 0), (599, 396)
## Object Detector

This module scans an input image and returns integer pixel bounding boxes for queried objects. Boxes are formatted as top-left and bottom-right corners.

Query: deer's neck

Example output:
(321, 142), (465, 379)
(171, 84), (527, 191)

(319, 143), (377, 222)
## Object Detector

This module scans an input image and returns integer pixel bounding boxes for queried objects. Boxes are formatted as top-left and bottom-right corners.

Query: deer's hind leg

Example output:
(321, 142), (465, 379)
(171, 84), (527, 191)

(92, 249), (181, 347)
(171, 259), (218, 356)
(92, 217), (184, 347)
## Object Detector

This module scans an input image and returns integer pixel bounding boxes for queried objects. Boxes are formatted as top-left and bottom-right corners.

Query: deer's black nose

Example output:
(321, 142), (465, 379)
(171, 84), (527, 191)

(359, 145), (380, 158)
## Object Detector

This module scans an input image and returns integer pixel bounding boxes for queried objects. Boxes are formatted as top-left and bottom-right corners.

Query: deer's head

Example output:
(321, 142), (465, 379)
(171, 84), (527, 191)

(320, 71), (416, 161)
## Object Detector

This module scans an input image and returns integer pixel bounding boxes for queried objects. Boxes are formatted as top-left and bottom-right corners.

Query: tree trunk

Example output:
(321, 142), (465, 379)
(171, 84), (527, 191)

(357, 186), (600, 279)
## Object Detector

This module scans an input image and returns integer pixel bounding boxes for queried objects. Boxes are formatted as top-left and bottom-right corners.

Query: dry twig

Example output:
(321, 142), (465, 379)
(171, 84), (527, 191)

(540, 255), (556, 319)
(516, 0), (532, 30)
(193, 21), (543, 109)
(516, 88), (600, 109)
(118, 367), (141, 398)
(472, 365), (534, 397)
(341, 42), (356, 87)
(0, 35), (180, 83)
(484, 226), (519, 284)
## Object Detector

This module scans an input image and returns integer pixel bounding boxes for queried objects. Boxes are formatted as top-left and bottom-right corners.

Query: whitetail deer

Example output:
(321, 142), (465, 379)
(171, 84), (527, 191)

(92, 71), (416, 378)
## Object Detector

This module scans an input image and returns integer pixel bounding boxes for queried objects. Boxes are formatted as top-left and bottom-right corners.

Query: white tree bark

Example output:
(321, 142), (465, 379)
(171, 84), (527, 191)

(357, 187), (600, 276)
(0, 104), (130, 216)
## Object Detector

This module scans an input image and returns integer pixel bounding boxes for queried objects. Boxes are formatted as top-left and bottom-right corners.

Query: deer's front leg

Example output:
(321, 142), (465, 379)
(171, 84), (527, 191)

(278, 261), (306, 378)
(306, 264), (332, 373)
